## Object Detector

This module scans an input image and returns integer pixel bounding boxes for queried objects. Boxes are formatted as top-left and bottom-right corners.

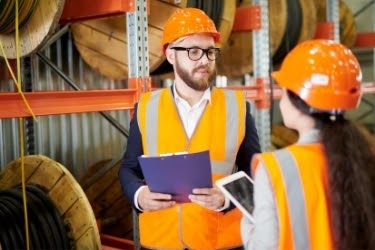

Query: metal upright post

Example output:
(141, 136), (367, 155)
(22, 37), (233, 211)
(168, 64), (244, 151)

(126, 0), (150, 249)
(127, 0), (151, 93)
(252, 0), (271, 151)
(326, 0), (340, 42)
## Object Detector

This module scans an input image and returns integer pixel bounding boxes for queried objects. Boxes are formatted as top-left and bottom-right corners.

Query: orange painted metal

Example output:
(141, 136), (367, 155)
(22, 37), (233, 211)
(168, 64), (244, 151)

(354, 32), (375, 48)
(128, 77), (152, 100)
(253, 77), (272, 109)
(1, 82), (372, 119)
(225, 80), (282, 108)
(60, 0), (135, 24)
(100, 234), (134, 250)
(225, 85), (262, 101)
(232, 5), (261, 32)
(313, 22), (335, 40)
(0, 89), (137, 119)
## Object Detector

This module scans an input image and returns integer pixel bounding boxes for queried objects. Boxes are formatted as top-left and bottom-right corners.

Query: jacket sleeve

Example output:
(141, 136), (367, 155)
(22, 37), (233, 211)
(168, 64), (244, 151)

(235, 101), (262, 177)
(118, 103), (145, 206)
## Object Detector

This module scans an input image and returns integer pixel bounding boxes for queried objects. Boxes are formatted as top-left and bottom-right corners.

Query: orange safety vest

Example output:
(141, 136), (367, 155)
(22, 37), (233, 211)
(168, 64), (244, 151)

(137, 87), (246, 249)
(252, 144), (334, 250)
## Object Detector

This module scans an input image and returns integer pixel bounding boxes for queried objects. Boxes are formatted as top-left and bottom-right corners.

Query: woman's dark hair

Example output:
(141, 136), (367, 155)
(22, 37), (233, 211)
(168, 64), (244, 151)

(287, 90), (375, 249)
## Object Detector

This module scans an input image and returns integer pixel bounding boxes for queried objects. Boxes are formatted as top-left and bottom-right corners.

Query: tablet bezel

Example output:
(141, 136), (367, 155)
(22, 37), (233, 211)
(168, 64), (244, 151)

(216, 171), (255, 222)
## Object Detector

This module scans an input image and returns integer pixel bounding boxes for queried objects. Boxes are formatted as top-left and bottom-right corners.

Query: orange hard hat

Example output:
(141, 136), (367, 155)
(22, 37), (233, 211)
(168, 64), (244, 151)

(272, 39), (362, 111)
(161, 8), (220, 54)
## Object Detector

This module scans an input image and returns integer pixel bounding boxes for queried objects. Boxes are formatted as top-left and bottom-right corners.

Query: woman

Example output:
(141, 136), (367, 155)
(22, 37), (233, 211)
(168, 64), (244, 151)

(241, 39), (375, 250)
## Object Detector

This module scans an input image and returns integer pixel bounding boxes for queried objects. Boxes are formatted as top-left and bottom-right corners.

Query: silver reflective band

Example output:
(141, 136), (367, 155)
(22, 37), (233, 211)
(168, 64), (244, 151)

(274, 149), (310, 250)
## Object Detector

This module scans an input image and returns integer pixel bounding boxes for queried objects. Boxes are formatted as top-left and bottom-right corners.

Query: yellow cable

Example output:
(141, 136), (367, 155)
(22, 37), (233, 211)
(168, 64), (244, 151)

(19, 117), (29, 250)
(15, 0), (30, 249)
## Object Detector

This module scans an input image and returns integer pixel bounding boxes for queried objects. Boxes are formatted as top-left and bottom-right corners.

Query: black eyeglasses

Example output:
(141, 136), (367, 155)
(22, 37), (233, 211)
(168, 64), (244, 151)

(170, 47), (221, 61)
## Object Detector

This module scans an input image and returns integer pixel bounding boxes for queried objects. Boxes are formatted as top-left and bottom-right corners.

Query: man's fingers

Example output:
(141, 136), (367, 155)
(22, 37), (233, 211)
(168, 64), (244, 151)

(138, 188), (175, 211)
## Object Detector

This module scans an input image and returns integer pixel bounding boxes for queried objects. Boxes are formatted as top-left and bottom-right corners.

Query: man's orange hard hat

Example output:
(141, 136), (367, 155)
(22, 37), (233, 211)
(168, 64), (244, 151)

(161, 8), (220, 54)
(272, 39), (362, 111)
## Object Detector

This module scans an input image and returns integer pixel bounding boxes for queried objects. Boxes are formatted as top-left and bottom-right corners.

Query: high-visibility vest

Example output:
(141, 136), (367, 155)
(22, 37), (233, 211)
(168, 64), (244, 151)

(252, 144), (334, 250)
(137, 87), (246, 249)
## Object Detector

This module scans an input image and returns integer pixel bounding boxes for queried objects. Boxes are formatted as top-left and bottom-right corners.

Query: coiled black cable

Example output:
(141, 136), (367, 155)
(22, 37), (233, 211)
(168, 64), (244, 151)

(0, 184), (71, 250)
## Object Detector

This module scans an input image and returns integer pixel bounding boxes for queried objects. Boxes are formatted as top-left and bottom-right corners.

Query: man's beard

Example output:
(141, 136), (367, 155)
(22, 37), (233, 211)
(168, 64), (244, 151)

(175, 59), (216, 91)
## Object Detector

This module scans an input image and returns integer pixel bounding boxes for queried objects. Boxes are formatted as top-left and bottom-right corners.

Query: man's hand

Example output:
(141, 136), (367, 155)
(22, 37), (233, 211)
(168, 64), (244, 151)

(138, 186), (176, 211)
(188, 187), (225, 210)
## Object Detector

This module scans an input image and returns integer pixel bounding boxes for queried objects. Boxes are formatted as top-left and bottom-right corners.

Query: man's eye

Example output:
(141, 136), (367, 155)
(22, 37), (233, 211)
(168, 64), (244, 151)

(208, 49), (215, 56)
(189, 48), (200, 55)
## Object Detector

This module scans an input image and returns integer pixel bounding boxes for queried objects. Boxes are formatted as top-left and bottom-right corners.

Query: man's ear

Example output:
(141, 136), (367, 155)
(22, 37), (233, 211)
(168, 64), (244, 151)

(165, 48), (175, 65)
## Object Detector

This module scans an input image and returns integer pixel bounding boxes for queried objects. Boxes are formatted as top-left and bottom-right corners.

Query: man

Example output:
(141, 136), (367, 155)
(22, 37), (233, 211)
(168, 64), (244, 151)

(119, 8), (261, 250)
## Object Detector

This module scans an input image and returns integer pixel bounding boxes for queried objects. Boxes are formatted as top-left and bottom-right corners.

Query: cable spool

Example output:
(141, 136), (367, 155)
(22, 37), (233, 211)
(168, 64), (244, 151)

(79, 159), (134, 239)
(0, 185), (71, 249)
(216, 0), (317, 77)
(0, 0), (40, 34)
(0, 155), (101, 249)
(71, 0), (236, 80)
(0, 0), (65, 58)
(216, 0), (286, 77)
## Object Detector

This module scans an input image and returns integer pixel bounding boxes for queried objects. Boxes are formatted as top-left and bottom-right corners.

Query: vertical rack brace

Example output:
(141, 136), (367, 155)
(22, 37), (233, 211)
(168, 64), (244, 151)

(252, 0), (272, 151)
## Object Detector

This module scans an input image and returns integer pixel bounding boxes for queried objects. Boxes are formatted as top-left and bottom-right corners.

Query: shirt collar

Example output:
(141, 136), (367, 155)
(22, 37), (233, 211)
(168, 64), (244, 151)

(297, 128), (321, 144)
(173, 83), (212, 107)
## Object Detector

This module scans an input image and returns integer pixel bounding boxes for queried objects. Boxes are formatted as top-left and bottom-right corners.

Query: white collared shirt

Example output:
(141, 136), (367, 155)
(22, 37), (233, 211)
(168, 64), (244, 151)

(173, 83), (211, 138)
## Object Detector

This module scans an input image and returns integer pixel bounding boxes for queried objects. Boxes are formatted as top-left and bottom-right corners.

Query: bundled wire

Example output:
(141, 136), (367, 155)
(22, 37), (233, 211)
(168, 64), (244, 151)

(0, 0), (40, 34)
(187, 0), (223, 30)
(0, 185), (71, 250)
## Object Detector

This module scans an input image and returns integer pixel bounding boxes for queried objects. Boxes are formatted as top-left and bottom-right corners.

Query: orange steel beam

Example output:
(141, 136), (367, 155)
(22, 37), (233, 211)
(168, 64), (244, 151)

(226, 82), (374, 102)
(0, 89), (137, 119)
(232, 5), (261, 32)
(225, 84), (282, 102)
(128, 77), (152, 101)
(2, 83), (372, 119)
(100, 234), (134, 250)
(313, 22), (335, 40)
(60, 0), (135, 24)
(354, 32), (375, 48)
(314, 23), (375, 49)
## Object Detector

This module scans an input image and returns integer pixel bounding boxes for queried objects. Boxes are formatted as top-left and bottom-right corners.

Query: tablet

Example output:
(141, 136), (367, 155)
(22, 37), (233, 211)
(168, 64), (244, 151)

(216, 171), (255, 222)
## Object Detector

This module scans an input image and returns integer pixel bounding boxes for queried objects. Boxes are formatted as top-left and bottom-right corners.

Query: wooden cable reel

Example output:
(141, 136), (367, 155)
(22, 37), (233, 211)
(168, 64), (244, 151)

(71, 0), (236, 80)
(0, 155), (101, 249)
(216, 0), (317, 77)
(79, 159), (134, 239)
(0, 0), (65, 58)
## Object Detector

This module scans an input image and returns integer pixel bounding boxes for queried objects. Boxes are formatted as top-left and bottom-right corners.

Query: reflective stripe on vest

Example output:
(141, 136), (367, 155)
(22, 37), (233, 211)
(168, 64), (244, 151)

(274, 149), (310, 250)
(224, 90), (239, 165)
(143, 89), (161, 155)
(140, 88), (241, 175)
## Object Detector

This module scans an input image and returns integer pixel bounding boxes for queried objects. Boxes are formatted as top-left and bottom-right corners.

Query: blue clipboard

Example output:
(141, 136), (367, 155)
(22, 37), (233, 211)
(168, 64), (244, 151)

(138, 150), (213, 203)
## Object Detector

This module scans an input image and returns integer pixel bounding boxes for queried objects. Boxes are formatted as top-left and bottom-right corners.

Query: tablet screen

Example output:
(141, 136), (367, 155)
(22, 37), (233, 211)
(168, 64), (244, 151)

(222, 175), (254, 215)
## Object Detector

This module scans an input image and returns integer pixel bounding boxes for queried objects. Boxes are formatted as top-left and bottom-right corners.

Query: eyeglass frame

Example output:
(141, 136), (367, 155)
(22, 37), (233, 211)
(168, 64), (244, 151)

(170, 46), (221, 61)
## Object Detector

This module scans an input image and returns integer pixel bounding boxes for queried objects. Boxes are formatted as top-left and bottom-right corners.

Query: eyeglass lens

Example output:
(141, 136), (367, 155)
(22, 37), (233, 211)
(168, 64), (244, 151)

(188, 48), (220, 61)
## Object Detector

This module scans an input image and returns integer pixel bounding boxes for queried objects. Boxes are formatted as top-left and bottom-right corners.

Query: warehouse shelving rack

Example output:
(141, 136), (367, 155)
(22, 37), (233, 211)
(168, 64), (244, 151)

(0, 1), (374, 247)
(1, 0), (374, 145)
